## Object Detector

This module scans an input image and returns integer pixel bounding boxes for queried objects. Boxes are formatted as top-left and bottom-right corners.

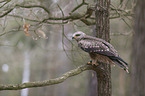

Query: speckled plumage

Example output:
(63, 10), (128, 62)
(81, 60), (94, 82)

(72, 31), (129, 73)
(78, 35), (118, 57)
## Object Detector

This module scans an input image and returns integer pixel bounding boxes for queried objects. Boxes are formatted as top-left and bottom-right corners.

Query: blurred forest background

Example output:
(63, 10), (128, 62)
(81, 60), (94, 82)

(0, 0), (134, 96)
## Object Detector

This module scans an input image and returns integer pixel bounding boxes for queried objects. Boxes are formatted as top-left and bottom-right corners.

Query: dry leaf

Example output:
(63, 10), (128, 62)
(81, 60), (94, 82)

(23, 23), (30, 36)
(37, 30), (48, 39)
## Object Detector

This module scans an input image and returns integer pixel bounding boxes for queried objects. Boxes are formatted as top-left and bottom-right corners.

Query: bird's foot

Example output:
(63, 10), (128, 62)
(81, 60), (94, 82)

(87, 60), (99, 66)
(87, 60), (92, 65)
(92, 63), (99, 66)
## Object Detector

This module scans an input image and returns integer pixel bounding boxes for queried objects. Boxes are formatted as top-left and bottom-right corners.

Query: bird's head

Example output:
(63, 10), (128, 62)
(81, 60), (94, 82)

(72, 31), (86, 41)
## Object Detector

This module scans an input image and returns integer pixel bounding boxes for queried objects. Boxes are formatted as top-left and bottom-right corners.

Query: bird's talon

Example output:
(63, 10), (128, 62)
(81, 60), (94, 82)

(92, 63), (99, 66)
(90, 60), (92, 63)
(87, 62), (92, 65)
(92, 63), (96, 66)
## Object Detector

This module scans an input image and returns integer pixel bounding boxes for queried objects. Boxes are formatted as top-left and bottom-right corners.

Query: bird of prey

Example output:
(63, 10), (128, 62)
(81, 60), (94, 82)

(72, 31), (129, 73)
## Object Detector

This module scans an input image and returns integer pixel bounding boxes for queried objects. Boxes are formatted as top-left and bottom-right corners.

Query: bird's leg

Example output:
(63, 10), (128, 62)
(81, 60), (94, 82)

(87, 59), (99, 66)
(92, 60), (99, 66)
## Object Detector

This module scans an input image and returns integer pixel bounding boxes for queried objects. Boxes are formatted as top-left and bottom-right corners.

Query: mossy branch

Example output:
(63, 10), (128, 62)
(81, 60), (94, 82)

(0, 65), (97, 91)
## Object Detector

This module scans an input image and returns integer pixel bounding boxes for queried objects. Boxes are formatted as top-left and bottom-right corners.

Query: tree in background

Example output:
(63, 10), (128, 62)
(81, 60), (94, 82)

(131, 0), (145, 96)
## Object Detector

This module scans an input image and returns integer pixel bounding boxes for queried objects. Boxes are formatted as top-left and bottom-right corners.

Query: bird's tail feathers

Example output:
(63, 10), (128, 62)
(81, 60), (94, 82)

(116, 56), (128, 66)
(110, 56), (129, 73)
(113, 59), (129, 73)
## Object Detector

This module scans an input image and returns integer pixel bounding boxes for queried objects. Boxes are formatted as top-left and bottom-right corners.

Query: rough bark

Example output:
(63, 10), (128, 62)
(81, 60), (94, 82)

(95, 0), (110, 41)
(131, 1), (145, 96)
(92, 0), (111, 96)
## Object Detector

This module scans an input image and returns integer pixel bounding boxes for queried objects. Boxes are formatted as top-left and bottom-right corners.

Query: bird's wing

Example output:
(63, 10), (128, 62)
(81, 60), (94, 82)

(85, 36), (118, 55)
(78, 36), (118, 57)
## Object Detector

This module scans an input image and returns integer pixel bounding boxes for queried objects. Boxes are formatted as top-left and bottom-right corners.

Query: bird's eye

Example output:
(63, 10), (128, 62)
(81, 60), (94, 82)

(75, 34), (81, 36)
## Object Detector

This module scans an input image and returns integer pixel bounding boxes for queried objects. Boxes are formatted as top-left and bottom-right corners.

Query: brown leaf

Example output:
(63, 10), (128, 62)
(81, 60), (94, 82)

(23, 23), (30, 36)
(37, 30), (48, 39)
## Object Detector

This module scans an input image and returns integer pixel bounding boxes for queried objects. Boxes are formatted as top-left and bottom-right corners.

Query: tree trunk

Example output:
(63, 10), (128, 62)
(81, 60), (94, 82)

(95, 0), (110, 41)
(131, 1), (145, 96)
(90, 0), (111, 96)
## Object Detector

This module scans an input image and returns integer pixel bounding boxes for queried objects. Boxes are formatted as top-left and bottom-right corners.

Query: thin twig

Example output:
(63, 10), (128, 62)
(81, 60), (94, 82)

(15, 4), (50, 14)
(110, 4), (131, 28)
(71, 0), (88, 13)
(0, 8), (14, 18)
(0, 0), (11, 8)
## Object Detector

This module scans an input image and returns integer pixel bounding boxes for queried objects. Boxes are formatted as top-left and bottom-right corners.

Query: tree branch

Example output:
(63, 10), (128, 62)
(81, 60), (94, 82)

(0, 65), (97, 91)
(0, 0), (11, 8)
(0, 4), (50, 18)
(0, 8), (14, 18)
(70, 0), (88, 14)
(0, 0), (7, 3)
(15, 4), (50, 14)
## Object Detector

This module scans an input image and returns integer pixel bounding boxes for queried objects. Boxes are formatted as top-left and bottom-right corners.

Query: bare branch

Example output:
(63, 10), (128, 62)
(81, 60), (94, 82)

(0, 2), (133, 27)
(0, 28), (21, 37)
(80, 18), (95, 25)
(110, 13), (134, 19)
(0, 65), (96, 91)
(0, 0), (11, 8)
(111, 31), (133, 36)
(15, 4), (50, 15)
(71, 2), (88, 14)
(8, 8), (94, 25)
(8, 15), (40, 22)
(0, 4), (50, 18)
(110, 4), (132, 28)
(0, 8), (14, 18)
(0, 0), (9, 3)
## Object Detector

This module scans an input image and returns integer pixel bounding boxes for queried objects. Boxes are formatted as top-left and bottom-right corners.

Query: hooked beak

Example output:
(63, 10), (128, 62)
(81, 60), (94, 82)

(72, 36), (76, 39)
